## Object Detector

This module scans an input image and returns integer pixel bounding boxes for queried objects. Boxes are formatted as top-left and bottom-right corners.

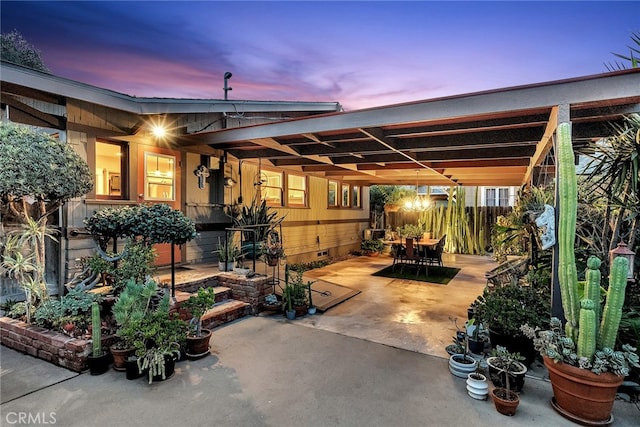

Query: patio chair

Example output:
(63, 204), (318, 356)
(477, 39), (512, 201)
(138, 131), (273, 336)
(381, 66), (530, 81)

(391, 243), (406, 271)
(400, 238), (424, 277)
(423, 234), (446, 267)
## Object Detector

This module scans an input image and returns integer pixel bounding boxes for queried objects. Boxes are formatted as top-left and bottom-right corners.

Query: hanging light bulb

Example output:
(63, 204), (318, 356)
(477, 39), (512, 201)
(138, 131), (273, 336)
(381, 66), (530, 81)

(403, 171), (431, 211)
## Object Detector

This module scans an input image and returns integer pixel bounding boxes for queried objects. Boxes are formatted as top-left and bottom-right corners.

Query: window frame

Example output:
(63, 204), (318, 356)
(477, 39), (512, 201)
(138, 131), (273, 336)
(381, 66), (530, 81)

(95, 139), (128, 200)
(261, 169), (284, 207)
(144, 152), (176, 201)
(287, 173), (308, 207)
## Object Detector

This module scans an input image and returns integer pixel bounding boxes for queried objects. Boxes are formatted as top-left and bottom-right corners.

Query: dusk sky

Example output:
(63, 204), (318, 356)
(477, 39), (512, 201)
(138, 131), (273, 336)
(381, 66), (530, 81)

(1, 1), (638, 111)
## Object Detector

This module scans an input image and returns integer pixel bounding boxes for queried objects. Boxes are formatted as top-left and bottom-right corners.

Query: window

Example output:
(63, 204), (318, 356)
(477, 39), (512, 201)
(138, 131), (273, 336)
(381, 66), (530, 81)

(341, 184), (350, 207)
(287, 174), (307, 207)
(262, 170), (283, 206)
(145, 152), (175, 201)
(485, 187), (511, 207)
(352, 185), (361, 208)
(95, 140), (127, 199)
(328, 180), (338, 207)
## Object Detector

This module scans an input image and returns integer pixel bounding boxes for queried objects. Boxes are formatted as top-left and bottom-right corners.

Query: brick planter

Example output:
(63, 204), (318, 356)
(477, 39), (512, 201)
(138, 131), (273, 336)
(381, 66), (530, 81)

(0, 317), (114, 372)
(216, 272), (275, 311)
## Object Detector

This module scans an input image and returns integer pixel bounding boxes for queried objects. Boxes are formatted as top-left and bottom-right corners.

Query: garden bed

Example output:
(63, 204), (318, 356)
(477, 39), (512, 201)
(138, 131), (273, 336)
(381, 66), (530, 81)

(0, 316), (115, 372)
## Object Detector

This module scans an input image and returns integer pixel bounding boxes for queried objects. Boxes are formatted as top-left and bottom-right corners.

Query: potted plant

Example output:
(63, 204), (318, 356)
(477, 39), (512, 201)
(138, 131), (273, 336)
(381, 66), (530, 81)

(465, 318), (487, 355)
(486, 345), (527, 393)
(111, 279), (156, 371)
(490, 346), (521, 416)
(448, 349), (478, 379)
(466, 367), (489, 400)
(230, 199), (285, 259)
(134, 294), (188, 384)
(262, 293), (282, 313)
(472, 282), (549, 367)
(181, 287), (216, 359)
(217, 237), (241, 271)
(360, 238), (385, 256)
(263, 230), (285, 266)
(523, 123), (640, 424)
(284, 285), (296, 320)
(87, 301), (110, 375)
(286, 268), (311, 317)
(396, 224), (423, 241)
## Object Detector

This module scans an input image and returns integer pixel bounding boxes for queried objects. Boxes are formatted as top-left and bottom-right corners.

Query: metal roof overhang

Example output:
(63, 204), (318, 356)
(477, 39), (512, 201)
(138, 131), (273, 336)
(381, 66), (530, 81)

(178, 69), (640, 187)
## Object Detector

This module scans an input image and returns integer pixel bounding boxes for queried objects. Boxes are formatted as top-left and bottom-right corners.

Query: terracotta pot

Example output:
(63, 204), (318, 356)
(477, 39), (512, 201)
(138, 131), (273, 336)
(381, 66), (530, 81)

(544, 356), (623, 425)
(365, 251), (379, 257)
(186, 329), (212, 359)
(492, 388), (519, 416)
(110, 345), (135, 371)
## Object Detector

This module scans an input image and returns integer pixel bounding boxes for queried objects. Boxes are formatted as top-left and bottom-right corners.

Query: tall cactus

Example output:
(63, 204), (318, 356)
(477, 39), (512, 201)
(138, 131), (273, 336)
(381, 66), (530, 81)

(557, 122), (630, 356)
(598, 256), (629, 349)
(91, 301), (102, 356)
(557, 122), (579, 340)
(577, 299), (596, 359)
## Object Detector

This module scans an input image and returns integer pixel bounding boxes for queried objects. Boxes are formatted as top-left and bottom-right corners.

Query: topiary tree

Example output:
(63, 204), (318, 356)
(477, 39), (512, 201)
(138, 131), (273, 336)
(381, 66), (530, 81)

(0, 122), (93, 321)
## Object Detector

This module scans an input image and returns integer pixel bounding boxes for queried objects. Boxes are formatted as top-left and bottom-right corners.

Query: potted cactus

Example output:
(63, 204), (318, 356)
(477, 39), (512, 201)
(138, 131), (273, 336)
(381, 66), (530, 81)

(182, 287), (216, 359)
(524, 122), (640, 424)
(87, 301), (110, 375)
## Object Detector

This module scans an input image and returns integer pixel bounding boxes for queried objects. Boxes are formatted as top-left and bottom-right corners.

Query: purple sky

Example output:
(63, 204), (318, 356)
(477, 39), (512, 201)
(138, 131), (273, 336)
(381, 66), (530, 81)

(1, 1), (638, 110)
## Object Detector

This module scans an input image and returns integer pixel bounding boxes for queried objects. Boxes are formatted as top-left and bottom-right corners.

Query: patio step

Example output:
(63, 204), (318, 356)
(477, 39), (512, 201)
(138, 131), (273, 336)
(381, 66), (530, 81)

(171, 285), (252, 329)
(201, 299), (252, 329)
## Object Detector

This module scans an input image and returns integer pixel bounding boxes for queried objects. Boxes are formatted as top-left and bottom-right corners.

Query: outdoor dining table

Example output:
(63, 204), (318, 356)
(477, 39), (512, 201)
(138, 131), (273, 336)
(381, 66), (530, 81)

(383, 238), (439, 249)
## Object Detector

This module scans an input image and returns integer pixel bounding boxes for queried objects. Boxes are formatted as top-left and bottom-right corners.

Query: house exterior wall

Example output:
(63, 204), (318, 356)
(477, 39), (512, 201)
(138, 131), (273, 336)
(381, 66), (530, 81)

(1, 83), (356, 294)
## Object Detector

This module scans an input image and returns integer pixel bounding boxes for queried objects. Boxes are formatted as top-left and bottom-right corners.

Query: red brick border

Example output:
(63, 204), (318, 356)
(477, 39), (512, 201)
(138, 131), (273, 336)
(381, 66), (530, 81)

(0, 317), (113, 372)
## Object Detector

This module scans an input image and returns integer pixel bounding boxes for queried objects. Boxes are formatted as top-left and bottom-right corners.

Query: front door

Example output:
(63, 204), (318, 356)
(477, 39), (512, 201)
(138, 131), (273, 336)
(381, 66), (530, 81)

(137, 145), (182, 266)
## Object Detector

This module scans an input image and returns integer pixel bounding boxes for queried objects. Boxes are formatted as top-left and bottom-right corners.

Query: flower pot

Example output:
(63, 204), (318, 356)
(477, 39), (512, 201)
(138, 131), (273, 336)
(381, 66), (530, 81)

(87, 351), (111, 375)
(492, 388), (519, 416)
(308, 306), (317, 315)
(486, 356), (527, 393)
(151, 355), (176, 383)
(468, 338), (485, 355)
(365, 251), (379, 257)
(466, 373), (489, 400)
(125, 357), (144, 380)
(285, 309), (296, 320)
(266, 255), (279, 266)
(293, 304), (307, 317)
(218, 261), (235, 272)
(186, 329), (212, 359)
(110, 345), (135, 372)
(448, 354), (478, 378)
(489, 329), (536, 367)
(544, 356), (623, 425)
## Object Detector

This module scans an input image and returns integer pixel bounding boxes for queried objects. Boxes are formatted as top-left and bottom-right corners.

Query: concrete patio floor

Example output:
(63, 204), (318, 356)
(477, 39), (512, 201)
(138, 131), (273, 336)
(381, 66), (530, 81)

(294, 252), (490, 359)
(2, 253), (638, 426)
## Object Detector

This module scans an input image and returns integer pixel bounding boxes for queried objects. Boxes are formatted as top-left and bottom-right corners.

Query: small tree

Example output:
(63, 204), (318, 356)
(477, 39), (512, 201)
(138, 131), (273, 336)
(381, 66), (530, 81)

(0, 122), (93, 321)
(1, 30), (49, 72)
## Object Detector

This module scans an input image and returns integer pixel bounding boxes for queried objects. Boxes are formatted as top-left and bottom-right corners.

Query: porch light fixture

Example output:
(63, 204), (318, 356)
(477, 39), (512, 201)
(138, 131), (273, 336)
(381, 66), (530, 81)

(152, 125), (167, 138)
(403, 171), (430, 211)
(609, 241), (636, 282)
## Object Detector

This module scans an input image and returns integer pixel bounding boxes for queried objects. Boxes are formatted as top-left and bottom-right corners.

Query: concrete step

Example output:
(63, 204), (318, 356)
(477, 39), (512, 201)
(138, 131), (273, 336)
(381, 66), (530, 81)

(201, 299), (252, 330)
